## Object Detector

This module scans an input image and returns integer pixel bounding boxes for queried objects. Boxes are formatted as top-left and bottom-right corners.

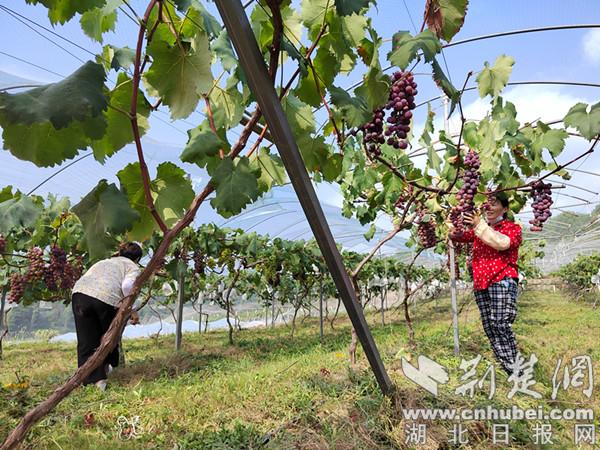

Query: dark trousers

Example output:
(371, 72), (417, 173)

(71, 292), (119, 384)
(474, 277), (519, 375)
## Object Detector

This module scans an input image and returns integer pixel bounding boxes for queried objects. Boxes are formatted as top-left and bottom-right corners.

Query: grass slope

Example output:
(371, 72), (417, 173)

(1, 290), (598, 449)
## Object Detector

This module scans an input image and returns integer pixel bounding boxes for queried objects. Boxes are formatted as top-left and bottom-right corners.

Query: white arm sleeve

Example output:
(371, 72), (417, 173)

(474, 221), (511, 251)
(121, 268), (141, 298)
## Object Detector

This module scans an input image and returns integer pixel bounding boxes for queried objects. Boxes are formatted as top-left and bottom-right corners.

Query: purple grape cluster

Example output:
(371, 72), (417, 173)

(359, 108), (386, 155)
(417, 215), (437, 248)
(25, 247), (44, 282)
(0, 235), (6, 254)
(8, 273), (26, 303)
(44, 246), (68, 291)
(450, 150), (481, 234)
(384, 71), (417, 150)
(354, 71), (417, 155)
(529, 181), (553, 231)
(193, 251), (204, 275)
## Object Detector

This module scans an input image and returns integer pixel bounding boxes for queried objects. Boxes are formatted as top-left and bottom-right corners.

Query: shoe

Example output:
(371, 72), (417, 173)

(95, 379), (107, 391)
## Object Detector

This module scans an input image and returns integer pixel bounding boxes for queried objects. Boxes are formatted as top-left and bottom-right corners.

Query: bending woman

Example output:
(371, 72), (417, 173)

(71, 242), (142, 390)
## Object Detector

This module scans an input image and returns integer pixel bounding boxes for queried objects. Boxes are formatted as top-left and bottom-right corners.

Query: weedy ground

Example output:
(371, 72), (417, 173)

(1, 289), (598, 449)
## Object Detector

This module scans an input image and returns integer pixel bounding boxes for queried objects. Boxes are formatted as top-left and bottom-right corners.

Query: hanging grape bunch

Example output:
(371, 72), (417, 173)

(416, 213), (437, 248)
(44, 246), (68, 292)
(450, 150), (481, 236)
(384, 70), (417, 150)
(193, 251), (205, 275)
(25, 247), (44, 282)
(8, 273), (26, 303)
(0, 234), (6, 254)
(529, 181), (553, 231)
(355, 71), (417, 155)
(360, 107), (385, 155)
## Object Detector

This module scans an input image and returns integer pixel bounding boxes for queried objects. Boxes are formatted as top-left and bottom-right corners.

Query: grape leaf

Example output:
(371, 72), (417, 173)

(329, 85), (370, 128)
(563, 102), (600, 141)
(296, 47), (339, 107)
(208, 86), (244, 130)
(0, 196), (42, 233)
(339, 12), (368, 47)
(300, 0), (332, 33)
(180, 125), (225, 174)
(152, 162), (195, 227)
(297, 134), (330, 173)
(80, 0), (120, 43)
(143, 32), (213, 119)
(424, 0), (469, 42)
(98, 45), (135, 71)
(476, 54), (514, 98)
(251, 147), (288, 193)
(212, 30), (237, 72)
(0, 116), (105, 167)
(335, 0), (372, 15)
(491, 97), (519, 135)
(210, 157), (261, 218)
(355, 66), (390, 111)
(72, 180), (139, 260)
(431, 57), (459, 116)
(321, 153), (343, 182)
(26, 0), (105, 25)
(116, 162), (194, 240)
(387, 30), (442, 70)
(91, 73), (151, 163)
(363, 223), (376, 241)
(0, 61), (106, 129)
(282, 94), (316, 136)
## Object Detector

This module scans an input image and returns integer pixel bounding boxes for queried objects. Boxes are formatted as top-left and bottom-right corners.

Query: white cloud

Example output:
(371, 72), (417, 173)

(582, 29), (600, 65)
(446, 85), (588, 133)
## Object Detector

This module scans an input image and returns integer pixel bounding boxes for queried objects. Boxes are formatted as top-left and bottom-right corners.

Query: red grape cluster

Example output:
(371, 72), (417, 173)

(193, 251), (204, 275)
(384, 71), (417, 150)
(355, 71), (417, 155)
(450, 150), (481, 236)
(359, 108), (385, 155)
(25, 247), (44, 281)
(8, 273), (26, 303)
(43, 246), (69, 291)
(529, 181), (553, 231)
(0, 234), (6, 254)
(417, 214), (437, 248)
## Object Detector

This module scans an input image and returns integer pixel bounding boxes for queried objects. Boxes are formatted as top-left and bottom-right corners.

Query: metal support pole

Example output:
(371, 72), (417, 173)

(214, 0), (393, 394)
(319, 277), (324, 341)
(449, 243), (460, 355)
(175, 272), (185, 351)
(442, 94), (460, 355)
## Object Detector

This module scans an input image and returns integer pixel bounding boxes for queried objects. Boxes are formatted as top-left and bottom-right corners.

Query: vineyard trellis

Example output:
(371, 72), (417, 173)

(0, 0), (600, 448)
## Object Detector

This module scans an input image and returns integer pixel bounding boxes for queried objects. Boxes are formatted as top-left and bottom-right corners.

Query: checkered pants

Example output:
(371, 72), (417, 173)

(474, 277), (519, 374)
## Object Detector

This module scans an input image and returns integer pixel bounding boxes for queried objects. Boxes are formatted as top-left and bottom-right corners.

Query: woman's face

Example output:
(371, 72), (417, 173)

(485, 197), (508, 222)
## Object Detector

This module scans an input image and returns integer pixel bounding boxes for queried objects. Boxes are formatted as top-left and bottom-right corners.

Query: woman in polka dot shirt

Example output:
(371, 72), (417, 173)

(449, 193), (523, 376)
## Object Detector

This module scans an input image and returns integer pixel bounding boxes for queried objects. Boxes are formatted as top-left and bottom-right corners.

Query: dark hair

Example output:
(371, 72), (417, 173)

(118, 242), (142, 262)
(490, 192), (510, 209)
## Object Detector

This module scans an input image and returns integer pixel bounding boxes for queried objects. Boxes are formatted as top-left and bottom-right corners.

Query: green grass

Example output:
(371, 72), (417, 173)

(1, 290), (599, 449)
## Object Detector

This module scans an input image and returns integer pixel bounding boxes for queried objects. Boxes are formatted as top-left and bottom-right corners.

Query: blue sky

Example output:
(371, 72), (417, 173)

(0, 0), (599, 250)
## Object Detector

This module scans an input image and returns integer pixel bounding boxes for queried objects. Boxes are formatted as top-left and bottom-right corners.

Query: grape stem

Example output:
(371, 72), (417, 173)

(130, 0), (168, 234)
(445, 71), (473, 194)
(487, 136), (599, 195)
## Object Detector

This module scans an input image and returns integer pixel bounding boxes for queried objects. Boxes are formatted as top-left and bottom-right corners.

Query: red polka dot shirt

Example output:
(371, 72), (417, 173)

(452, 219), (522, 291)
